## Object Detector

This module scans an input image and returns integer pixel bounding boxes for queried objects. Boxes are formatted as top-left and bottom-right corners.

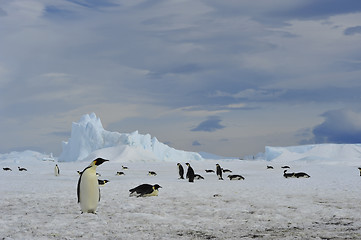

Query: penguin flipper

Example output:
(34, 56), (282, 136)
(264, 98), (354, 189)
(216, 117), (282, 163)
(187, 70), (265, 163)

(77, 174), (82, 203)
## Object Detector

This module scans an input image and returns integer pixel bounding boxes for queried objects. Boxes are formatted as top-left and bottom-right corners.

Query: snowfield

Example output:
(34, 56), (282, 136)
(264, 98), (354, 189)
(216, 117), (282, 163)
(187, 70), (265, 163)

(1, 114), (361, 239)
(1, 156), (361, 240)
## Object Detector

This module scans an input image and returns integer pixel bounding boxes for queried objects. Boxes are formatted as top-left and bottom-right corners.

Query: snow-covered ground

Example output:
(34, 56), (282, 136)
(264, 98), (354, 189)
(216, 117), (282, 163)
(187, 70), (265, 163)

(1, 114), (361, 239)
(1, 153), (361, 239)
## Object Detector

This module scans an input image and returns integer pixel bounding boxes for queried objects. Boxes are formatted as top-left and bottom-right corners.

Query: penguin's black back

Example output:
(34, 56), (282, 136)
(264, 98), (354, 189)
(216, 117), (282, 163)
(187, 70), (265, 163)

(129, 184), (153, 195)
(187, 166), (195, 182)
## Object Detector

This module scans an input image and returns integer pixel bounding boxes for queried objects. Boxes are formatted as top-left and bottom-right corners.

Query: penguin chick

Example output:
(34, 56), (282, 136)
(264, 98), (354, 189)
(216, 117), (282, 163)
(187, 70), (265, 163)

(77, 158), (109, 214)
(129, 184), (162, 197)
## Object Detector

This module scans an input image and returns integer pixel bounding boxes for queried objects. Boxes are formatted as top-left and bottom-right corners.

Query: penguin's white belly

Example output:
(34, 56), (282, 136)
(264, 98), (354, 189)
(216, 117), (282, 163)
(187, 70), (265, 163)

(80, 173), (99, 213)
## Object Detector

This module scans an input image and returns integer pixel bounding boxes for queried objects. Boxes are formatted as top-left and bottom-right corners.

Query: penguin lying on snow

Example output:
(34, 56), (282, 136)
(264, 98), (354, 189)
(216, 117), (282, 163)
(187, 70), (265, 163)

(122, 165), (128, 170)
(194, 174), (204, 180)
(294, 172), (310, 178)
(205, 169), (215, 173)
(77, 158), (109, 214)
(222, 168), (232, 173)
(129, 184), (162, 197)
(18, 167), (27, 171)
(3, 167), (12, 171)
(148, 171), (157, 176)
(98, 179), (109, 186)
(116, 171), (125, 176)
(228, 174), (245, 180)
(283, 170), (295, 178)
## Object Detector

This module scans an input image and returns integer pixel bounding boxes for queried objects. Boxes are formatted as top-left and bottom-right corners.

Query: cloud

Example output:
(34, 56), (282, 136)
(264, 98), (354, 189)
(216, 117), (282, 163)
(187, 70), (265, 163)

(192, 140), (201, 146)
(191, 116), (225, 132)
(344, 26), (361, 36)
(312, 109), (361, 144)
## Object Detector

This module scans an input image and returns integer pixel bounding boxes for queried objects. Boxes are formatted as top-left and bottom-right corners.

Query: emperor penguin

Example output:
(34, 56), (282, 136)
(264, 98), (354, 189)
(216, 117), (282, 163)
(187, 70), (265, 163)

(129, 184), (162, 197)
(55, 164), (60, 176)
(185, 162), (195, 182)
(177, 163), (184, 179)
(98, 179), (110, 186)
(216, 163), (223, 180)
(77, 158), (109, 214)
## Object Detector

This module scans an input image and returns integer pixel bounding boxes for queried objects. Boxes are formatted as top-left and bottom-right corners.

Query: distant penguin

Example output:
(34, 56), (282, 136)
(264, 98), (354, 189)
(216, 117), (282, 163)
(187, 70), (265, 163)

(294, 172), (310, 178)
(216, 164), (223, 180)
(177, 163), (184, 179)
(185, 163), (195, 182)
(116, 171), (125, 176)
(129, 184), (162, 197)
(281, 166), (290, 169)
(194, 174), (204, 180)
(228, 174), (245, 180)
(222, 168), (232, 173)
(148, 171), (157, 176)
(77, 158), (109, 214)
(205, 169), (215, 173)
(122, 165), (128, 170)
(55, 164), (60, 176)
(267, 165), (274, 169)
(283, 170), (295, 178)
(18, 167), (27, 171)
(98, 179), (109, 186)
(3, 167), (12, 171)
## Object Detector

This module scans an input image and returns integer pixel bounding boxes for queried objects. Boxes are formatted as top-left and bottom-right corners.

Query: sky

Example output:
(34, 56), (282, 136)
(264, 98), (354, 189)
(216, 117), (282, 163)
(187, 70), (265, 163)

(1, 0), (361, 158)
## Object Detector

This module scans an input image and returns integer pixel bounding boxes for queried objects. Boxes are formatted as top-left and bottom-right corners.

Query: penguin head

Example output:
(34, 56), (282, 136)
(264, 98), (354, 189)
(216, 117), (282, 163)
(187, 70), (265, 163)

(153, 184), (162, 190)
(177, 163), (180, 166)
(91, 158), (109, 166)
(185, 162), (190, 166)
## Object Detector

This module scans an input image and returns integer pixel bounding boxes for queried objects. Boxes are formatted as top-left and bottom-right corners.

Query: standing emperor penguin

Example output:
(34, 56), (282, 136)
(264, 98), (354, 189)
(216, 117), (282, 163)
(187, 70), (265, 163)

(216, 163), (223, 180)
(77, 158), (109, 214)
(54, 164), (60, 176)
(185, 162), (195, 182)
(177, 163), (184, 179)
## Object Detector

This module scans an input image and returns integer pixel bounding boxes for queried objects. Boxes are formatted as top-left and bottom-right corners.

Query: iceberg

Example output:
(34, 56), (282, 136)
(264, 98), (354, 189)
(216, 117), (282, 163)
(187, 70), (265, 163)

(58, 113), (203, 162)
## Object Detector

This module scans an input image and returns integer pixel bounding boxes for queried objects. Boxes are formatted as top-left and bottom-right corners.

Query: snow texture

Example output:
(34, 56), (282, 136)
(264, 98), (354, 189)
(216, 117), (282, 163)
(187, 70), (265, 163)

(1, 144), (361, 239)
(2, 113), (361, 239)
(59, 113), (202, 163)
